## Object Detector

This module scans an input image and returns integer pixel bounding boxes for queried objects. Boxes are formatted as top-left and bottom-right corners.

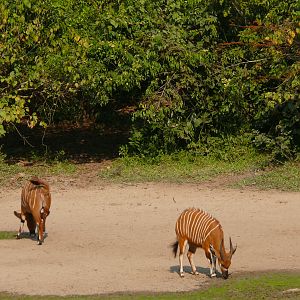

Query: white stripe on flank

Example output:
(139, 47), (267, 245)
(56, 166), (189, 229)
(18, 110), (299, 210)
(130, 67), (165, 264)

(194, 212), (207, 245)
(32, 189), (36, 209)
(201, 214), (212, 240)
(197, 213), (211, 244)
(203, 214), (213, 242)
(193, 212), (203, 245)
(202, 219), (216, 241)
(179, 210), (187, 236)
(190, 210), (201, 243)
(186, 210), (194, 237)
(28, 189), (32, 207)
(176, 209), (219, 248)
(203, 223), (220, 243)
(26, 183), (31, 208)
(184, 210), (191, 236)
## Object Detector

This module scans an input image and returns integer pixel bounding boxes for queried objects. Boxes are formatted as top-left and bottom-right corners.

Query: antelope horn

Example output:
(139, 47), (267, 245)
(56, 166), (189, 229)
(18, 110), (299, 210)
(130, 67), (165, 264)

(219, 239), (225, 261)
(229, 237), (237, 255)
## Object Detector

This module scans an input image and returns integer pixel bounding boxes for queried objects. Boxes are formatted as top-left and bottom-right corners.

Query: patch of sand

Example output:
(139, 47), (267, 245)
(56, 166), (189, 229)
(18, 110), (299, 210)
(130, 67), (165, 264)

(0, 183), (299, 295)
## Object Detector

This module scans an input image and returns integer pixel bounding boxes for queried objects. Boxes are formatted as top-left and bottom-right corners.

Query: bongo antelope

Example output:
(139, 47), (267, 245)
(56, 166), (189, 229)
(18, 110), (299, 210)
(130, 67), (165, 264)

(172, 208), (237, 279)
(14, 177), (51, 245)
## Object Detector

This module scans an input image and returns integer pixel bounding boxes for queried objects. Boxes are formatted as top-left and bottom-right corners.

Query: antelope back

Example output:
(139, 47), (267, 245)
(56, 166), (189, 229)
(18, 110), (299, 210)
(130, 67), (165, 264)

(175, 208), (220, 246)
(21, 178), (51, 215)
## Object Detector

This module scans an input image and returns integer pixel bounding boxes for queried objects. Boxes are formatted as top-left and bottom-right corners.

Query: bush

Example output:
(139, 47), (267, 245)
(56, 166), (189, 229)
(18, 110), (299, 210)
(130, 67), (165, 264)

(0, 0), (299, 159)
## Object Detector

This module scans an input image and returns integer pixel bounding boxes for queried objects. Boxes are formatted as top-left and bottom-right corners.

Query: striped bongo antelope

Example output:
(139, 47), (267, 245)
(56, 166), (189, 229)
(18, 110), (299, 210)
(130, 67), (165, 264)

(14, 177), (51, 245)
(172, 208), (237, 279)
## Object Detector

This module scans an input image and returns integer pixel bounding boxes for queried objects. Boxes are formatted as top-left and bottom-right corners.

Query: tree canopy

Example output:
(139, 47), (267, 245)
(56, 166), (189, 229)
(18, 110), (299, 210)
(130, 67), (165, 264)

(0, 0), (299, 158)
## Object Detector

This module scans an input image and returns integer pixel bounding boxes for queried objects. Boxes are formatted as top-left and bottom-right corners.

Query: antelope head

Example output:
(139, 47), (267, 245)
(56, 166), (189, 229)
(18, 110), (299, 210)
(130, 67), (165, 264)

(218, 237), (237, 279)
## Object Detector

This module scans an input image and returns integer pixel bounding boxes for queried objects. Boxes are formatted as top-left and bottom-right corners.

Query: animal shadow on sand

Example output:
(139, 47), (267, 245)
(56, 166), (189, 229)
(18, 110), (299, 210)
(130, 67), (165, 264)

(16, 232), (49, 242)
(169, 265), (222, 278)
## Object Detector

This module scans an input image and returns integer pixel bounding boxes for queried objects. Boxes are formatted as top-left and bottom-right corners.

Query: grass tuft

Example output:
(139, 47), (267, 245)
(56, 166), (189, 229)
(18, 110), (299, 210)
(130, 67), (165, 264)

(235, 161), (300, 191)
(0, 152), (77, 186)
(0, 231), (16, 240)
(2, 145), (300, 191)
(99, 150), (270, 184)
(0, 272), (299, 299)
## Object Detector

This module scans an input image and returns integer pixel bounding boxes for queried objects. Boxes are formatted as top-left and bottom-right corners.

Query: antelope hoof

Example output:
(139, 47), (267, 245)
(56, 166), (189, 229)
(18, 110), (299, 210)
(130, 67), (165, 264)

(37, 240), (43, 245)
(180, 272), (184, 278)
(210, 273), (216, 278)
(192, 271), (199, 275)
(16, 234), (21, 239)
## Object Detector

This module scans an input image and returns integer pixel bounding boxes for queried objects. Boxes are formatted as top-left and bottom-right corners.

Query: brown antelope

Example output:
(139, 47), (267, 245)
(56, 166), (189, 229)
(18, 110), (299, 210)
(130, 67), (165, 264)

(172, 208), (237, 279)
(14, 177), (51, 245)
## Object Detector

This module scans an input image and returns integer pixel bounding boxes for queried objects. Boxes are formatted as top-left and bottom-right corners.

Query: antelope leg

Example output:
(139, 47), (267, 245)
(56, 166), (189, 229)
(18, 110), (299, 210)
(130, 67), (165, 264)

(209, 250), (217, 277)
(17, 220), (25, 239)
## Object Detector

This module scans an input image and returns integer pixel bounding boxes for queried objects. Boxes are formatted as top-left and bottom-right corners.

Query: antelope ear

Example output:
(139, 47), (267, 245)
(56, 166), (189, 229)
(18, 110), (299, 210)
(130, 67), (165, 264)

(14, 211), (21, 219)
(210, 244), (222, 260)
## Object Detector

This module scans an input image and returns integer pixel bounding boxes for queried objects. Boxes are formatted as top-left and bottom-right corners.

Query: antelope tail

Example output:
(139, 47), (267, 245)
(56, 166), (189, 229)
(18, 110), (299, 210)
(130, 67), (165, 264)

(30, 177), (49, 189)
(171, 241), (179, 258)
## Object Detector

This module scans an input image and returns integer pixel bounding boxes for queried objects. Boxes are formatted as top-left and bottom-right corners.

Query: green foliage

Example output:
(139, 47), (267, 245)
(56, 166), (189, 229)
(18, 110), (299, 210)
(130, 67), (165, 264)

(126, 0), (299, 157)
(101, 142), (269, 183)
(0, 0), (299, 159)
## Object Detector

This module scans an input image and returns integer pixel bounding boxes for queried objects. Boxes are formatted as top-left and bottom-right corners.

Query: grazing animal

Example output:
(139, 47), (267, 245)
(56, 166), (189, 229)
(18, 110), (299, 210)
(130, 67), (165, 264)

(172, 208), (237, 279)
(14, 177), (51, 245)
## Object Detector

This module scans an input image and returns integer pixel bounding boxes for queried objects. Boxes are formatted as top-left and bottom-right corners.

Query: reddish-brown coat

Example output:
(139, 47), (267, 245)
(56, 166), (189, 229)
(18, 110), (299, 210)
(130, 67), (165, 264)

(172, 208), (237, 279)
(14, 177), (51, 245)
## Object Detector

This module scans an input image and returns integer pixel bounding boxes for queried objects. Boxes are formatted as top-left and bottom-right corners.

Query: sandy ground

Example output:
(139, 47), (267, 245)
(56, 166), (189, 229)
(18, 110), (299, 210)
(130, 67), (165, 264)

(0, 183), (299, 296)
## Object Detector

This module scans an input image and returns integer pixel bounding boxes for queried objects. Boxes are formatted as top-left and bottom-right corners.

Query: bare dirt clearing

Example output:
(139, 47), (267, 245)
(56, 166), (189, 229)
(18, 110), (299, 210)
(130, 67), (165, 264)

(0, 183), (299, 296)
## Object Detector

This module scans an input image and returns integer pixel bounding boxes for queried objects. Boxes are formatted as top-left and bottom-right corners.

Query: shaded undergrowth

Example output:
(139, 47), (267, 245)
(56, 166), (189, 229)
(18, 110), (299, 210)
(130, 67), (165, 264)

(1, 127), (300, 191)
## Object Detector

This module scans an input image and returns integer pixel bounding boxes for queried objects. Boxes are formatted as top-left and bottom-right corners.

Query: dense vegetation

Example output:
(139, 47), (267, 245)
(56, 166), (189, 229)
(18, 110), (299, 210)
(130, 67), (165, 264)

(0, 0), (299, 159)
